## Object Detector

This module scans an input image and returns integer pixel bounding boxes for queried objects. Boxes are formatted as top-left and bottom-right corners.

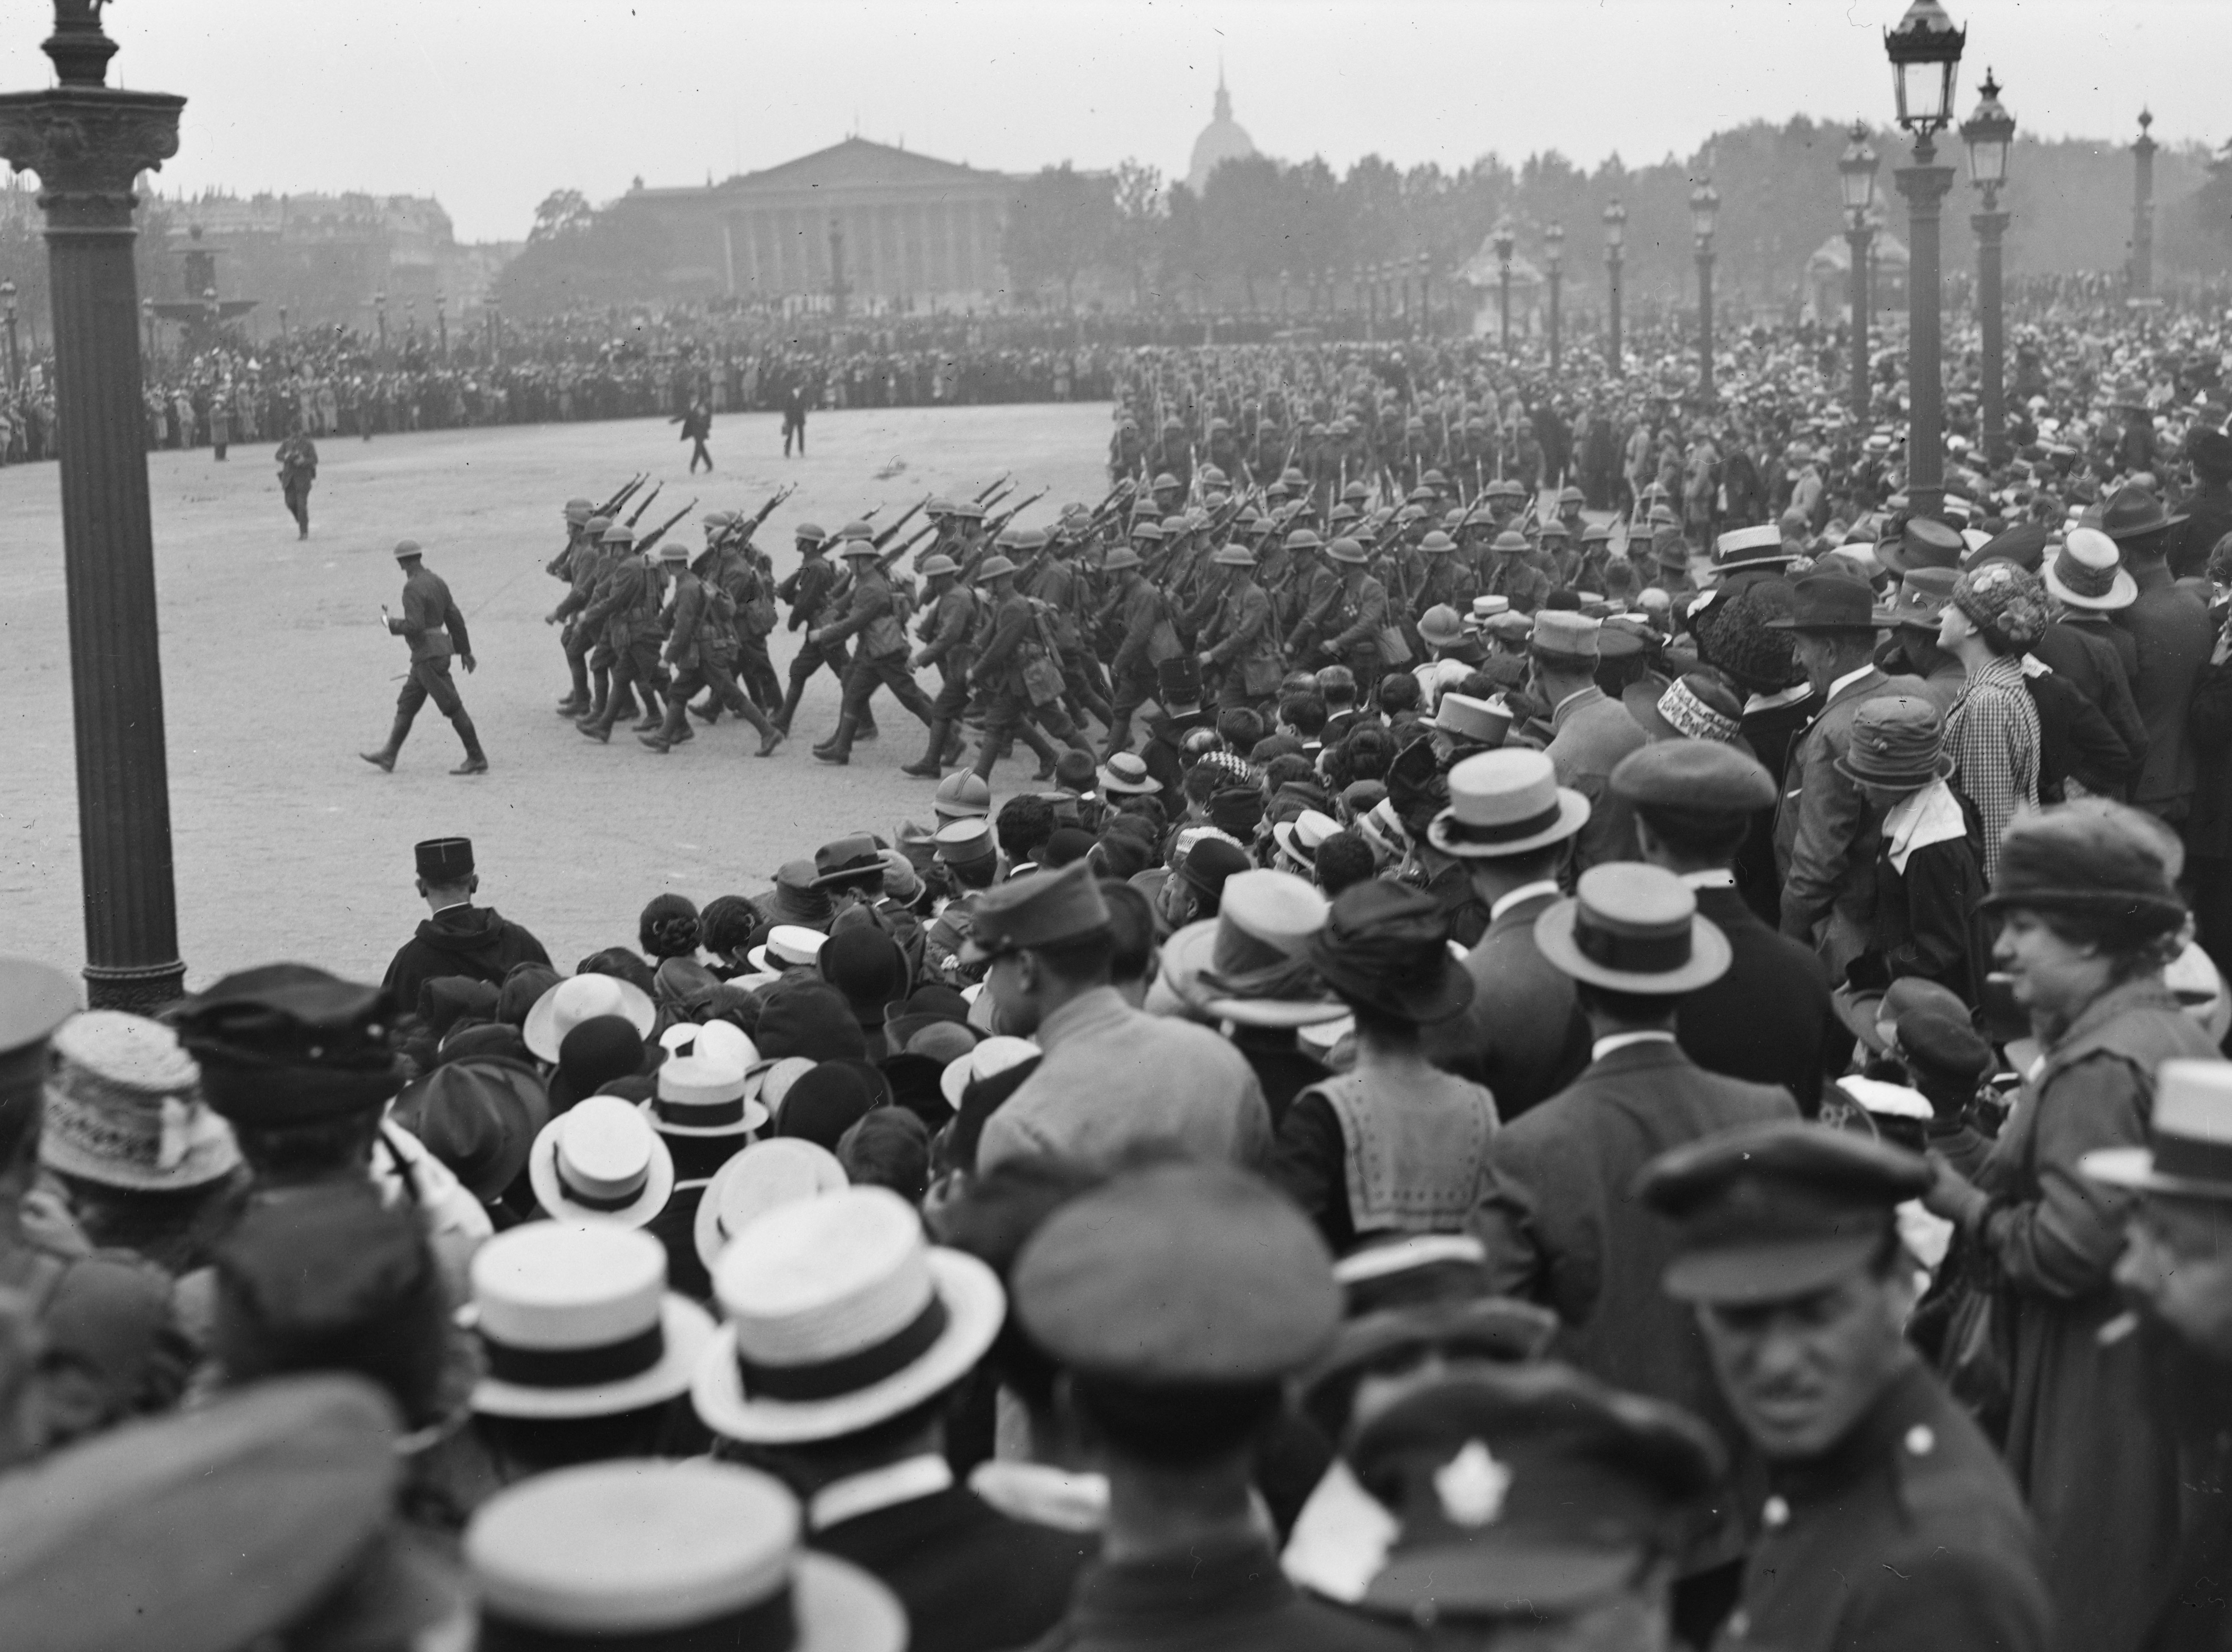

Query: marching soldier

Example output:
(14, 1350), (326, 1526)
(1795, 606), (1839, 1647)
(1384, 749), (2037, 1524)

(810, 531), (938, 765)
(361, 539), (487, 775)
(642, 539), (783, 757)
(576, 524), (664, 743)
(900, 552), (978, 778)
(276, 424), (318, 539)
(1317, 534), (1388, 690)
(548, 510), (609, 718)
(773, 523), (850, 737)
(1102, 534), (1177, 759)
(1195, 542), (1280, 713)
(1486, 527), (1554, 614)
(968, 554), (1093, 784)
(1282, 528), (1343, 664)
(1022, 526), (1112, 731)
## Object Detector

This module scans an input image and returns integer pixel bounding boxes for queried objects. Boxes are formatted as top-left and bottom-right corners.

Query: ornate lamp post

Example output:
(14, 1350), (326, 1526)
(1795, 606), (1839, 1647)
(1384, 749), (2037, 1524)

(0, 279), (17, 387)
(1689, 177), (1718, 402)
(405, 296), (416, 344)
(435, 289), (447, 359)
(1961, 72), (2015, 463)
(1492, 216), (1516, 352)
(1415, 250), (1430, 335)
(276, 302), (287, 346)
(0, 1), (188, 1007)
(374, 288), (388, 357)
(1839, 124), (1880, 424)
(1543, 222), (1565, 375)
(487, 296), (502, 358)
(202, 285), (218, 351)
(1603, 199), (1626, 374)
(2130, 109), (2157, 300)
(1884, 0), (1966, 521)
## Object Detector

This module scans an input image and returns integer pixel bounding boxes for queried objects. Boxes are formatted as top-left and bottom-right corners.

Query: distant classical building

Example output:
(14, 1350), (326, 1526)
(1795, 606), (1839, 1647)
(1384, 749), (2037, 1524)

(1186, 69), (1259, 194)
(152, 191), (510, 331)
(609, 139), (1020, 308)
(1805, 227), (1909, 321)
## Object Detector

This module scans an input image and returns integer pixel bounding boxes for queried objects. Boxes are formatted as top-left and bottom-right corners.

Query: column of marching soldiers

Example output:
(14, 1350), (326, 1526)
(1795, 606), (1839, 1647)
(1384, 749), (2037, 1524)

(543, 452), (1604, 772)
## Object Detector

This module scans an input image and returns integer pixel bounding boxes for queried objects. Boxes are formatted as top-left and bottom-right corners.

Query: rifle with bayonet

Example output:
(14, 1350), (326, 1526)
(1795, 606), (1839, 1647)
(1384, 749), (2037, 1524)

(625, 481), (664, 529)
(872, 495), (930, 551)
(983, 488), (1048, 538)
(876, 520), (939, 573)
(635, 498), (696, 559)
(973, 473), (1011, 505)
(736, 482), (796, 539)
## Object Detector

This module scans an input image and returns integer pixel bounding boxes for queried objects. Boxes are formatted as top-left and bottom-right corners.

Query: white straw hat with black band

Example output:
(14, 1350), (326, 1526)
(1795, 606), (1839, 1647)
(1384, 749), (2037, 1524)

(529, 1093), (676, 1228)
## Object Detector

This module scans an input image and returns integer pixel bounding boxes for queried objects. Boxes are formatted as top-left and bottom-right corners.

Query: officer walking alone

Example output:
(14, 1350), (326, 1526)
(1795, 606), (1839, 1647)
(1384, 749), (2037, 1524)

(361, 539), (488, 776)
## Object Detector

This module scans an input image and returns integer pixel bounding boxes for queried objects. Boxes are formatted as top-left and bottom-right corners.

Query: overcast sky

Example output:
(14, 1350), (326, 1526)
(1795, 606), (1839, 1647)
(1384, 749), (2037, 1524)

(3, 0), (2223, 243)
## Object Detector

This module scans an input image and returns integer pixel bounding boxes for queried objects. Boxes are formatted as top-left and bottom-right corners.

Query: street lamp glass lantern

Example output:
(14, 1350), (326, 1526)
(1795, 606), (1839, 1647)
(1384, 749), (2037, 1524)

(1603, 199), (1625, 249)
(1689, 180), (1719, 241)
(1492, 217), (1515, 263)
(1839, 123), (1880, 213)
(1543, 220), (1565, 269)
(1884, 0), (1966, 134)
(1960, 71), (2015, 188)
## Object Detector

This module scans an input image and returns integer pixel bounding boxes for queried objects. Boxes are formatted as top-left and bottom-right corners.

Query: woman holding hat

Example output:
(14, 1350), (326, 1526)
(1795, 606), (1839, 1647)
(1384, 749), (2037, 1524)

(1919, 801), (2218, 1652)
(1272, 882), (1493, 1254)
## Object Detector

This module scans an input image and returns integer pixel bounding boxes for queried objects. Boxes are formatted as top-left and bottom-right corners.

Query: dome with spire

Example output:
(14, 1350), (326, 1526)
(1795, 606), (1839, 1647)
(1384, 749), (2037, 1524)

(1186, 67), (1259, 194)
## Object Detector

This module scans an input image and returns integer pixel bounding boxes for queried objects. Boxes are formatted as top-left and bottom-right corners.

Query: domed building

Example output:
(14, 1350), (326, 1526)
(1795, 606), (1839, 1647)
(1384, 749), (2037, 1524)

(1186, 68), (1259, 194)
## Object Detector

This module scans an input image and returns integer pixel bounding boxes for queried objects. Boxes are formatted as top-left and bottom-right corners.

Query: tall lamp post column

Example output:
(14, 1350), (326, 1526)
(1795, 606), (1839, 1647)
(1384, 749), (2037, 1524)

(1415, 250), (1430, 336)
(487, 297), (501, 358)
(435, 288), (447, 359)
(1839, 125), (1879, 426)
(1543, 222), (1565, 376)
(374, 288), (387, 357)
(1603, 200), (1625, 374)
(1690, 178), (1718, 403)
(0, 2), (188, 1008)
(0, 279), (18, 388)
(1493, 216), (1515, 353)
(1885, 0), (1966, 523)
(1961, 72), (2015, 464)
(2130, 109), (2156, 301)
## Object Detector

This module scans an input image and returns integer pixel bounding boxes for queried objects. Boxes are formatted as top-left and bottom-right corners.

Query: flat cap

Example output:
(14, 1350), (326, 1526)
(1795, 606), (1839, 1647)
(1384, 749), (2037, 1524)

(1015, 1162), (1338, 1382)
(1610, 740), (1777, 815)
(1637, 1122), (1930, 1306)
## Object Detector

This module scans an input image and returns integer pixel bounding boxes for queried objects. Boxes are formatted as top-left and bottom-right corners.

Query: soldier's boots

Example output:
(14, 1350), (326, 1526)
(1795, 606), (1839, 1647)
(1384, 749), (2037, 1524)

(450, 713), (489, 775)
(773, 677), (809, 736)
(631, 687), (665, 734)
(555, 658), (591, 716)
(689, 697), (722, 724)
(813, 715), (857, 765)
(641, 698), (693, 754)
(900, 719), (953, 778)
(359, 712), (411, 773)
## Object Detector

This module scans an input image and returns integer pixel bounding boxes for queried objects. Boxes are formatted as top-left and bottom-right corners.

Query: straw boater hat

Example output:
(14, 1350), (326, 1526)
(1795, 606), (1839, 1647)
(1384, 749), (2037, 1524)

(747, 926), (828, 975)
(1434, 693), (1512, 748)
(529, 1094), (677, 1229)
(1711, 523), (1797, 574)
(2042, 525), (2138, 611)
(1160, 870), (1348, 1029)
(693, 1137), (849, 1277)
(938, 1035), (1041, 1114)
(2084, 1060), (2232, 1198)
(467, 1223), (715, 1420)
(1096, 752), (1161, 796)
(525, 974), (657, 1063)
(1272, 808), (1342, 871)
(1534, 863), (1732, 995)
(1427, 749), (1591, 859)
(692, 1186), (1005, 1444)
(39, 1011), (239, 1192)
(642, 1054), (768, 1181)
(465, 1461), (903, 1652)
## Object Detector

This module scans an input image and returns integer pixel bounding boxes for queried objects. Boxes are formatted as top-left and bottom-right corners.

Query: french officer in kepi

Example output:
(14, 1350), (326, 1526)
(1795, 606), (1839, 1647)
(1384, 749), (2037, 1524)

(1637, 1122), (2052, 1652)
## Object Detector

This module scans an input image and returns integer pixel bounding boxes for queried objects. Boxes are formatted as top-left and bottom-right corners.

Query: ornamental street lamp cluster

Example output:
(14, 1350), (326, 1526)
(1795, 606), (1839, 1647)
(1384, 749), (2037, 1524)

(1603, 198), (1625, 375)
(1543, 221), (1565, 375)
(1884, 0), (1966, 522)
(1690, 175), (1719, 403)
(1961, 70), (2016, 463)
(1839, 123), (1880, 425)
(1491, 216), (1515, 352)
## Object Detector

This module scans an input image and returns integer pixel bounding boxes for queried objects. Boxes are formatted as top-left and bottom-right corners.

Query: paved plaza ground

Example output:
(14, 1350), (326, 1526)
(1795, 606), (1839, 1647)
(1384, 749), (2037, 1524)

(0, 402), (1116, 988)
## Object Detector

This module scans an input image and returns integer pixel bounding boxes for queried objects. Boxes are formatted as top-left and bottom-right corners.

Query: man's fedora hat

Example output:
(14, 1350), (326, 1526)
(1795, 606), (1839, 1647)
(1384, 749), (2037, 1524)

(1427, 749), (1591, 859)
(2097, 484), (2186, 543)
(1160, 869), (1347, 1029)
(467, 1223), (715, 1420)
(1534, 863), (1731, 994)
(2084, 1060), (2232, 1198)
(525, 974), (656, 1063)
(2043, 526), (2138, 610)
(529, 1094), (677, 1229)
(691, 1186), (1004, 1444)
(693, 1137), (849, 1278)
(1765, 573), (1885, 633)
(465, 1461), (904, 1652)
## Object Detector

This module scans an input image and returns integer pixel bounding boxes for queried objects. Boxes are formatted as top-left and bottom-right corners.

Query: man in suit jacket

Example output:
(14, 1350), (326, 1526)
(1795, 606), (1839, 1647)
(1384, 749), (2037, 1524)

(1419, 749), (1594, 1120)
(1531, 608), (1649, 870)
(1473, 862), (1799, 1595)
(1612, 739), (1835, 1113)
(2104, 487), (2214, 826)
(1769, 573), (1922, 977)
